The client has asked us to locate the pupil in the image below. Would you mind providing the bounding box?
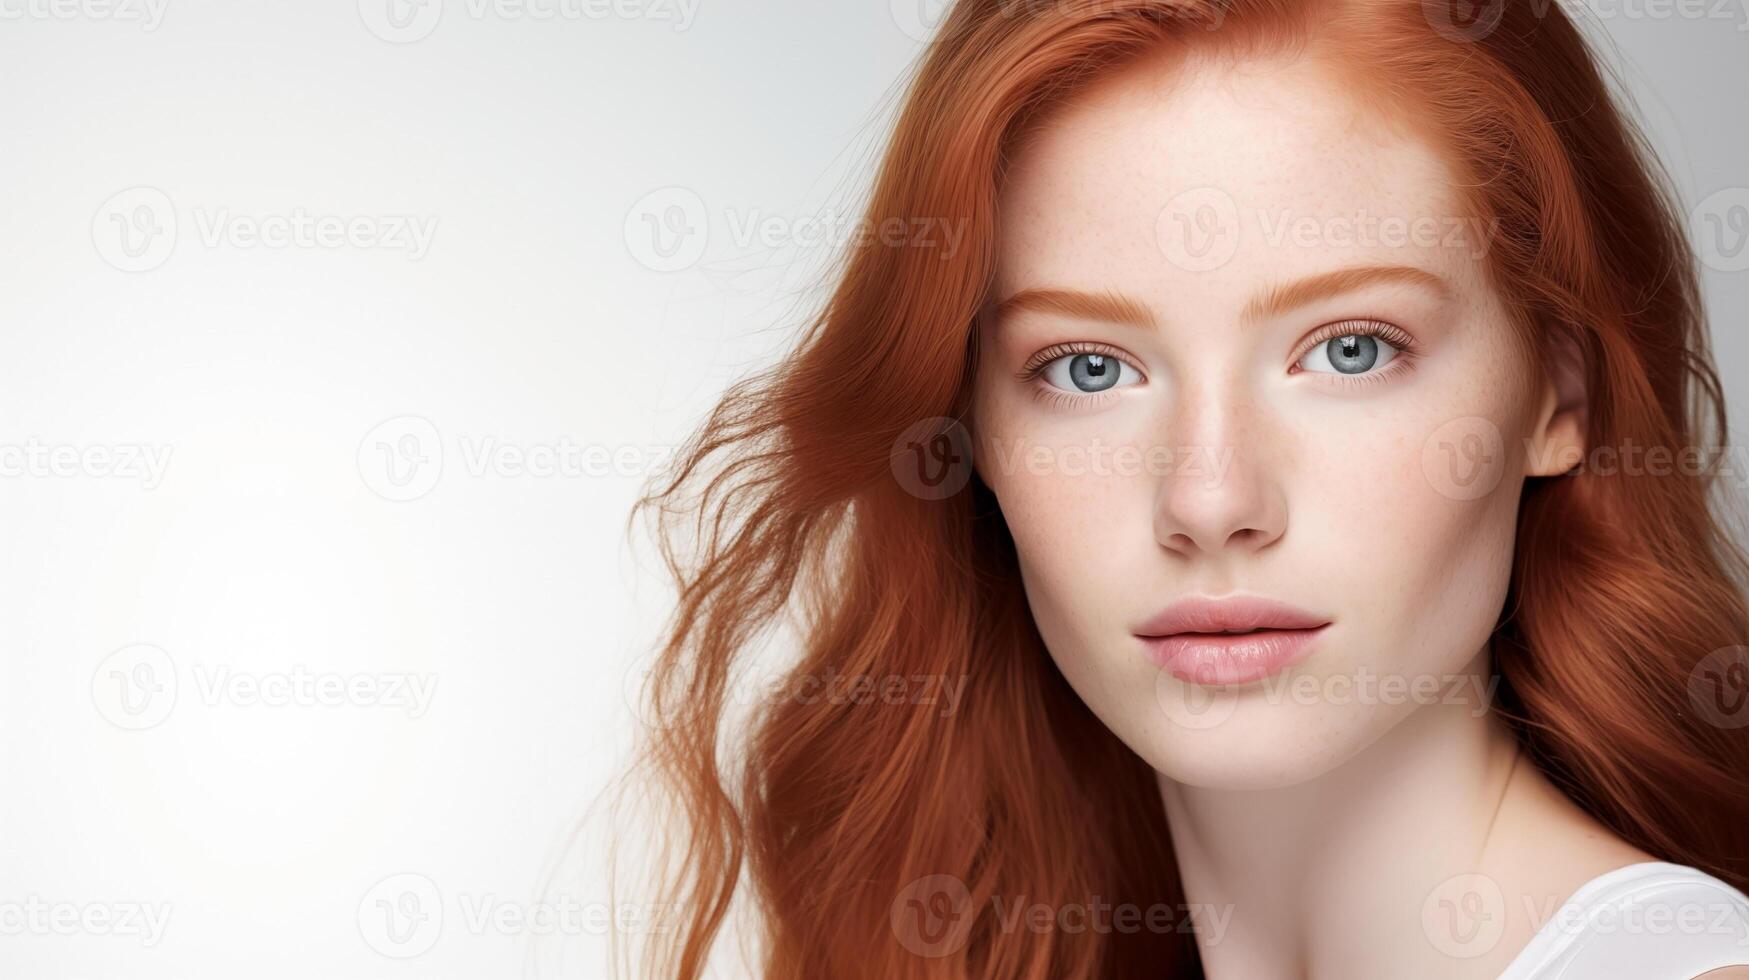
[1327,335,1378,374]
[1071,354,1118,392]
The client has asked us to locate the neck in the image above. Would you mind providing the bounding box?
[1156,648,1523,978]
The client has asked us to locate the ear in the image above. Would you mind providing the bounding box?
[1524,328,1589,477]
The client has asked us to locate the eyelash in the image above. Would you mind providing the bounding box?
[1017,341,1136,379]
[1016,341,1141,410]
[1289,319,1421,388]
[1015,319,1422,404]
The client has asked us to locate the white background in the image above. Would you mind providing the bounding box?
[1,1,1744,977]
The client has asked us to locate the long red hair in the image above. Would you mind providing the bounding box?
[631,0,1749,976]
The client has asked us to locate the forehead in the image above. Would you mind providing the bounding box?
[994,48,1477,307]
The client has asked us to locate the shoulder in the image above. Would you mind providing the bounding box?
[1500,862,1749,980]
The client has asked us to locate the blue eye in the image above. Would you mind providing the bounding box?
[1298,333,1402,375]
[1040,353,1143,394]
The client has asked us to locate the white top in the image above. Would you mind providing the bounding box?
[1498,862,1749,979]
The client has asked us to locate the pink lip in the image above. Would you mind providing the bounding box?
[1135,595,1331,686]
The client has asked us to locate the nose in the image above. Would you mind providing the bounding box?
[1151,388,1287,559]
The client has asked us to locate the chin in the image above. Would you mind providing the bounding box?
[1140,732,1360,792]
[1114,685,1421,791]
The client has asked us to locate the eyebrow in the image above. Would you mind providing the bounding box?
[990,287,1154,329]
[1242,265,1451,325]
[990,265,1451,331]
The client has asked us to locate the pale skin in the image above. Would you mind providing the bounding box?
[969,48,1745,979]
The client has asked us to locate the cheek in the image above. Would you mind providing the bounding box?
[978,433,1154,635]
[974,392,1161,643]
[1287,371,1528,681]
[1302,440,1517,670]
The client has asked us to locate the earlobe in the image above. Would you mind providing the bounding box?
[1525,329,1590,478]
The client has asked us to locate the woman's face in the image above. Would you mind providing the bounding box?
[970,50,1581,789]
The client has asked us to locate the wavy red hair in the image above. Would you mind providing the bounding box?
[631,0,1749,976]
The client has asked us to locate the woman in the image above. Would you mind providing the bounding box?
[632,0,1749,975]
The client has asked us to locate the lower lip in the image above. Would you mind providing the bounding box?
[1140,626,1328,686]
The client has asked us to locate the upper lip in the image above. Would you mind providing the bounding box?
[1133,595,1330,637]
